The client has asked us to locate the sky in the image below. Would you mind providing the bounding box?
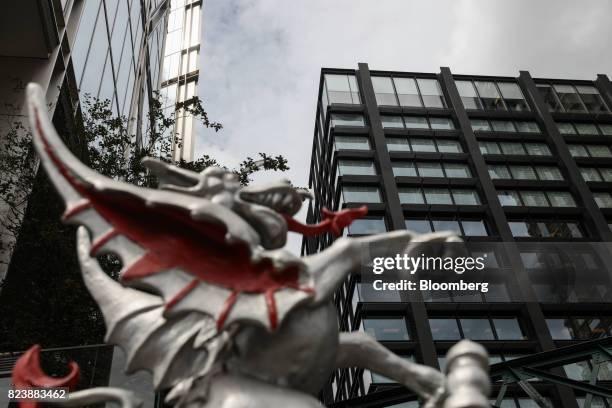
[196,0,612,253]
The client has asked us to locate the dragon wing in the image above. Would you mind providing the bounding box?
[26,84,315,391]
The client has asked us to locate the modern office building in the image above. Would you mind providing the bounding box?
[0,0,205,280]
[159,0,203,162]
[303,64,612,408]
[0,0,203,402]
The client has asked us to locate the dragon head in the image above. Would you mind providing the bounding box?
[142,158,312,249]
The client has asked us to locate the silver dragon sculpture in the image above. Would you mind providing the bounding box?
[11,83,491,408]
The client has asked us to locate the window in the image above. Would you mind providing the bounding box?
[394,77,421,107]
[410,138,436,152]
[335,136,371,150]
[460,318,495,340]
[489,164,511,179]
[557,122,577,135]
[498,190,522,206]
[510,221,583,239]
[475,81,506,110]
[568,144,589,157]
[576,85,609,113]
[509,221,530,237]
[444,163,471,178]
[381,115,405,128]
[324,74,360,105]
[404,116,429,129]
[338,160,377,176]
[520,191,548,207]
[510,165,537,180]
[547,191,576,207]
[342,186,381,203]
[416,162,444,177]
[431,317,525,341]
[424,188,453,205]
[575,123,599,135]
[536,166,563,181]
[524,143,551,156]
[331,113,365,127]
[500,142,526,155]
[417,78,446,108]
[586,144,612,158]
[471,119,491,132]
[386,137,411,152]
[600,124,612,136]
[479,141,501,155]
[431,220,461,235]
[347,218,387,235]
[456,80,481,109]
[601,168,612,181]
[429,117,455,130]
[554,84,587,113]
[580,167,612,182]
[498,82,529,111]
[461,220,488,236]
[392,162,417,177]
[547,317,612,340]
[362,318,410,341]
[436,140,463,153]
[594,192,612,208]
[491,120,516,132]
[581,167,603,182]
[399,188,425,204]
[515,121,540,133]
[372,76,398,106]
[405,219,433,234]
[429,318,461,340]
[452,189,481,205]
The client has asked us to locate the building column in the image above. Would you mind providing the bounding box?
[357,63,438,367]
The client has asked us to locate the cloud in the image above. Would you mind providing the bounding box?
[196,0,612,253]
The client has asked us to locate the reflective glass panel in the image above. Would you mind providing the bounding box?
[498,82,529,111]
[381,115,405,128]
[491,120,516,132]
[475,81,506,110]
[405,219,432,233]
[338,160,377,176]
[429,117,455,130]
[410,138,437,152]
[386,137,411,151]
[432,220,461,234]
[404,116,429,129]
[489,164,510,179]
[470,119,491,132]
[436,140,463,153]
[554,84,587,113]
[363,318,410,341]
[455,80,481,109]
[429,319,461,340]
[510,165,537,180]
[515,121,540,133]
[452,189,480,205]
[498,191,522,206]
[520,191,549,207]
[399,188,425,204]
[335,136,370,150]
[546,191,576,207]
[444,163,471,178]
[417,78,446,108]
[392,162,417,177]
[424,188,453,205]
[557,122,577,135]
[575,85,609,113]
[575,123,599,135]
[493,318,524,340]
[460,319,494,340]
[461,220,488,236]
[417,162,444,177]
[372,76,398,106]
[536,166,563,181]
[525,143,551,156]
[348,219,387,235]
[342,186,381,203]
[394,77,422,107]
[537,84,563,112]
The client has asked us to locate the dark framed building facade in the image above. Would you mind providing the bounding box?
[303,64,612,408]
